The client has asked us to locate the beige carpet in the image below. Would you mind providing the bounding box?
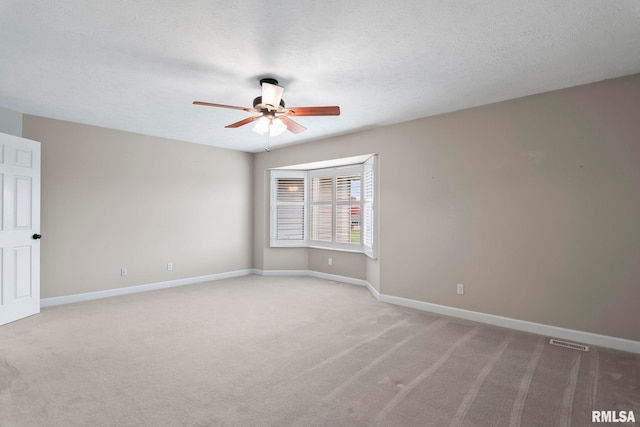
[1,275,638,426]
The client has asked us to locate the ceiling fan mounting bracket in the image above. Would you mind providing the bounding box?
[259,77,279,86]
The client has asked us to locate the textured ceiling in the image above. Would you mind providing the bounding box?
[1,1,639,152]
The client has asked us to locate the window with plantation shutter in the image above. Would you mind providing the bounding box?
[270,170,306,247]
[269,155,376,255]
[308,165,362,251]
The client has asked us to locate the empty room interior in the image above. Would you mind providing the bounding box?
[1,1,639,426]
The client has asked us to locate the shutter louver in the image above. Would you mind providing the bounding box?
[276,205,304,240]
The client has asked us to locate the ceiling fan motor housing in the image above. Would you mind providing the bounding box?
[253,96,285,110]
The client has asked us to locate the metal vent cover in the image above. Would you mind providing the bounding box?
[549,338,589,352]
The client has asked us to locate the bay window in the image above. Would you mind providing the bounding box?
[270,155,376,258]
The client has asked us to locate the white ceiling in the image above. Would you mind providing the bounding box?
[1,1,639,152]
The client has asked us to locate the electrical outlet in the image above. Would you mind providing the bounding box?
[121,267,127,277]
[457,284,464,295]
[328,257,333,266]
[167,262,173,271]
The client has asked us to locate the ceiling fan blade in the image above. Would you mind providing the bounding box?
[225,116,261,128]
[261,82,284,111]
[279,116,306,134]
[193,101,254,112]
[284,106,341,116]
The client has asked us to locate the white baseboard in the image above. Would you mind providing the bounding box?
[307,270,383,301]
[252,269,309,277]
[253,268,381,299]
[256,269,640,354]
[40,269,254,308]
[378,293,640,354]
[41,268,640,354]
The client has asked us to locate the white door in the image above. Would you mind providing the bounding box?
[0,132,41,326]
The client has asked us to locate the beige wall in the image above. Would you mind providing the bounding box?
[254,74,640,341]
[23,116,253,298]
[308,249,367,280]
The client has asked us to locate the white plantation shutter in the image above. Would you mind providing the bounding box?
[270,170,306,247]
[335,173,360,244]
[310,175,333,242]
[362,155,376,258]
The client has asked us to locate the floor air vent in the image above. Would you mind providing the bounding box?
[549,339,589,352]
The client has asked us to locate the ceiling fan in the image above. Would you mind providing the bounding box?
[193,78,340,136]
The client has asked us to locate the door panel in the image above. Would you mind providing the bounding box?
[0,133,41,326]
[14,246,33,299]
[15,176,33,228]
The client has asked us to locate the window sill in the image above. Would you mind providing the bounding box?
[307,245,364,254]
[269,244,376,259]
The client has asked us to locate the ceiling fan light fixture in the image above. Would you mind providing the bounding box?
[269,117,287,136]
[252,117,270,135]
[252,116,288,136]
